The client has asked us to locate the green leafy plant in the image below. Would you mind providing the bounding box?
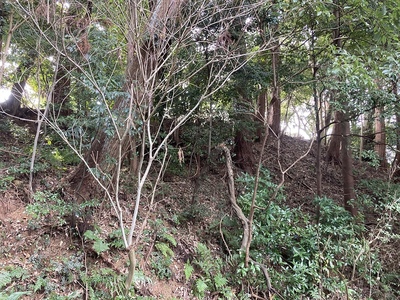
[0,174,14,192]
[152,239,175,279]
[84,230,110,255]
[227,170,393,299]
[0,291,32,300]
[190,243,234,299]
[360,150,382,169]
[27,191,99,233]
[184,260,194,281]
[148,219,177,280]
[79,267,139,299]
[8,158,49,176]
[108,228,128,249]
[155,242,174,258]
[33,276,47,293]
[27,191,70,224]
[151,252,173,280]
[8,120,32,144]
[0,267,31,300]
[194,277,210,298]
[150,239,175,280]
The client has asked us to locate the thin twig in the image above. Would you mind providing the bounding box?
[219,214,232,258]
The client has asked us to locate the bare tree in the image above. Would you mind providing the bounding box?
[12,0,269,293]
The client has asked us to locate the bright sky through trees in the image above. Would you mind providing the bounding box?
[0,89,10,103]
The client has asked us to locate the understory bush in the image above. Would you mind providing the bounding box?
[221,169,400,299]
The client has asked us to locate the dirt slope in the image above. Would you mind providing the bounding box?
[0,118,396,299]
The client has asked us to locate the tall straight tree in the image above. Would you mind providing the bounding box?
[374,105,387,168]
[391,79,400,179]
[268,37,280,135]
[326,0,357,216]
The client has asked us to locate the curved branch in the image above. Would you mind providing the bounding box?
[217,143,249,251]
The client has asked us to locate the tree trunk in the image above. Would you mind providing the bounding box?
[361,110,375,153]
[326,111,342,164]
[234,86,257,174]
[309,20,321,199]
[256,90,266,141]
[359,113,365,161]
[233,130,255,174]
[268,44,280,135]
[69,97,132,191]
[339,111,357,217]
[0,1,12,85]
[69,0,182,191]
[326,111,358,216]
[0,0,3,55]
[52,63,72,117]
[314,84,322,198]
[3,81,25,115]
[328,1,357,216]
[321,94,332,146]
[391,80,400,179]
[394,112,400,178]
[374,106,387,168]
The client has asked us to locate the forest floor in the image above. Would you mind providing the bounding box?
[0,116,399,299]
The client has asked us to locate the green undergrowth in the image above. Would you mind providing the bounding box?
[217,169,400,299]
[2,168,400,299]
[1,116,400,299]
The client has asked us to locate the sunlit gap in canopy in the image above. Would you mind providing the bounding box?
[0,84,40,107]
[57,1,70,11]
[282,103,314,140]
[0,88,11,103]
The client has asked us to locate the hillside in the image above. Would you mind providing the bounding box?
[0,117,399,300]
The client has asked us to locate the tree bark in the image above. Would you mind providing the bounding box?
[268,44,280,135]
[394,112,400,178]
[0,1,12,85]
[218,143,249,250]
[0,0,4,55]
[3,81,25,115]
[52,63,72,117]
[339,111,357,217]
[391,80,400,179]
[327,2,357,216]
[361,110,375,154]
[256,90,266,141]
[321,95,332,146]
[69,0,182,191]
[233,129,256,174]
[326,110,342,164]
[374,106,387,168]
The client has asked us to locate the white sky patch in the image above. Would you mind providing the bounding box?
[0,88,11,103]
[283,102,314,140]
[0,84,40,107]
[283,121,313,140]
[23,84,41,107]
